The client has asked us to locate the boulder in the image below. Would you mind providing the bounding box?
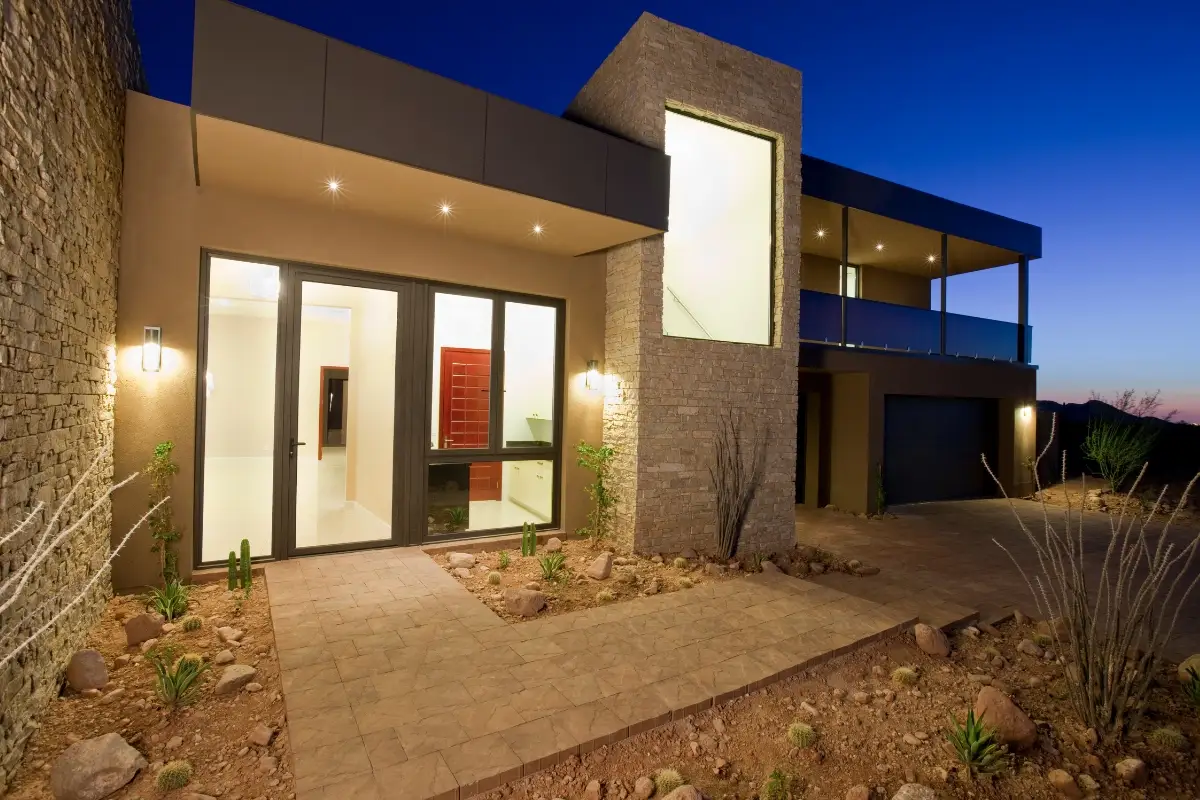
[544,537,562,552]
[634,777,655,800]
[214,649,235,665]
[913,623,950,657]
[123,613,163,647]
[1114,758,1147,786]
[453,568,472,579]
[447,552,476,569]
[680,548,699,560]
[662,786,703,800]
[1037,617,1070,640]
[248,724,276,747]
[974,686,1037,750]
[1018,638,1045,657]
[890,786,936,800]
[1047,769,1082,799]
[216,626,244,643]
[586,552,614,580]
[214,664,258,695]
[50,733,146,800]
[504,588,546,617]
[1177,653,1200,683]
[65,650,108,692]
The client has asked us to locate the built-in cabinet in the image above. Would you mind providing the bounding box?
[507,460,552,521]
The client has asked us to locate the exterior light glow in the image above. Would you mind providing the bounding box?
[142,326,162,372]
[325,177,342,195]
[438,201,453,217]
[585,359,601,391]
[1022,405,1032,419]
[531,222,545,237]
[875,242,885,252]
[815,228,827,239]
[926,254,937,263]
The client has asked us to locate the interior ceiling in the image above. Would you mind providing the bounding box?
[194,115,660,258]
[800,195,1020,276]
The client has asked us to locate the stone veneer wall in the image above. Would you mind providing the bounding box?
[569,14,802,557]
[0,0,142,788]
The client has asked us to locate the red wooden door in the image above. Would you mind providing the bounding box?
[438,347,502,501]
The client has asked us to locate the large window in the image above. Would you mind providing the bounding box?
[663,109,775,345]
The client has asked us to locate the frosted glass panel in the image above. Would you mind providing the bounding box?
[502,302,556,447]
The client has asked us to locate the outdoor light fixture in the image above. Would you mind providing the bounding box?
[926,254,937,263]
[437,201,453,217]
[142,326,162,372]
[585,360,601,390]
[815,228,827,239]
[325,177,342,195]
[531,222,545,237]
[1022,405,1032,419]
[875,242,885,252]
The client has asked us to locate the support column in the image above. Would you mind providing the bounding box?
[840,205,849,346]
[939,233,948,355]
[1017,254,1029,363]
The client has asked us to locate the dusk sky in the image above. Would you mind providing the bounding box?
[131,1,1200,422]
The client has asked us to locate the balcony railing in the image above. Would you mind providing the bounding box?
[798,290,1032,363]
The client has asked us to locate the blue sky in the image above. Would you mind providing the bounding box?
[132,1,1200,421]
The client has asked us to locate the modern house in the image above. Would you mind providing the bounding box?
[107,0,1040,588]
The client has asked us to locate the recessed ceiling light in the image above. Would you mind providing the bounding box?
[875,242,885,252]
[438,201,454,217]
[325,177,342,194]
[815,228,827,239]
[531,222,545,237]
[926,254,937,263]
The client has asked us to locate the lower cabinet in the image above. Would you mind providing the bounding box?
[508,460,552,522]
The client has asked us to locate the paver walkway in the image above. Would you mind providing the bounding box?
[264,548,915,800]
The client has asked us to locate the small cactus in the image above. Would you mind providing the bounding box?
[892,667,919,686]
[227,552,237,590]
[679,577,693,589]
[653,769,683,797]
[1033,633,1053,647]
[521,522,537,556]
[239,538,252,591]
[761,769,790,800]
[498,551,511,570]
[786,721,817,748]
[180,615,202,632]
[672,557,688,569]
[597,589,615,602]
[1148,726,1186,750]
[156,760,192,791]
[488,571,502,586]
[174,652,205,670]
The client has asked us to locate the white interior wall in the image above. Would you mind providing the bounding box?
[204,304,277,457]
[502,302,556,444]
[430,292,492,448]
[345,288,397,523]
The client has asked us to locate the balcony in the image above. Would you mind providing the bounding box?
[798,290,1033,363]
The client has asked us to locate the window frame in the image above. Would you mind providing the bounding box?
[840,264,861,299]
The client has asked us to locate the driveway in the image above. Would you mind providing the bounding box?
[795,498,1200,661]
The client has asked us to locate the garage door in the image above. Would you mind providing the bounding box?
[884,395,999,505]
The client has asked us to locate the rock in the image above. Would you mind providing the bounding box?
[113,655,130,668]
[258,755,278,774]
[846,787,871,800]
[974,686,1037,751]
[1114,758,1147,786]
[680,548,698,559]
[50,733,147,800]
[1013,609,1028,624]
[851,691,870,704]
[215,664,258,695]
[139,638,158,654]
[662,786,702,800]
[453,568,472,579]
[1018,638,1045,657]
[809,562,826,575]
[891,785,936,800]
[524,582,541,591]
[978,622,1002,636]
[185,794,217,800]
[633,777,654,800]
[847,559,862,570]
[760,560,781,574]
[248,724,275,747]
[1177,653,1200,682]
[586,552,614,580]
[643,580,660,596]
[854,565,880,576]
[1037,617,1069,639]
[913,623,950,657]
[504,588,546,617]
[1076,774,1098,795]
[1047,769,1082,798]
[903,733,921,746]
[968,673,992,685]
[81,689,101,699]
[244,682,263,693]
[216,626,244,643]
[124,613,164,647]
[161,622,176,634]
[98,687,125,705]
[712,717,725,735]
[214,649,235,665]
[65,650,108,692]
[585,780,602,800]
[166,736,183,751]
[447,552,476,569]
[545,537,562,552]
[1027,676,1043,688]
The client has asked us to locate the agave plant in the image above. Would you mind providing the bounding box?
[146,580,189,621]
[946,709,1010,777]
[537,552,567,581]
[447,506,468,529]
[148,645,208,709]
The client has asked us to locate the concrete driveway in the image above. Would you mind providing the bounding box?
[795,498,1200,661]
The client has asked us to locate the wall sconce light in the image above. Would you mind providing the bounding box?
[585,360,602,391]
[1021,404,1032,419]
[142,326,162,372]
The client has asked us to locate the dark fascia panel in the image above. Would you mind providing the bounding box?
[190,0,669,230]
[801,155,1042,259]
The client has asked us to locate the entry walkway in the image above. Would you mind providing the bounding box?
[265,548,915,800]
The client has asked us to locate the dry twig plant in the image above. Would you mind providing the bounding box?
[985,414,1200,743]
[710,409,768,561]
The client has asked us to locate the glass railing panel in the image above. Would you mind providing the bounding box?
[845,297,941,354]
[797,289,842,343]
[945,312,1027,361]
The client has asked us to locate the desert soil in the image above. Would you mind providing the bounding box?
[1034,479,1199,528]
[6,575,291,800]
[480,617,1200,800]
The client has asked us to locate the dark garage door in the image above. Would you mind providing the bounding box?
[884,395,999,505]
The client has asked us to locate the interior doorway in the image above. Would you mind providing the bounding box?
[318,366,349,458]
[437,346,502,501]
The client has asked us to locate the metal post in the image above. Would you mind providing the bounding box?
[939,233,948,355]
[1017,254,1029,363]
[840,205,849,347]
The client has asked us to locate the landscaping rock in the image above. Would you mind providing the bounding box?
[215,664,258,695]
[846,787,871,800]
[891,785,935,800]
[587,552,614,580]
[448,552,476,569]
[545,537,562,552]
[113,654,130,668]
[166,736,183,751]
[1037,617,1069,639]
[974,686,1037,750]
[258,755,278,774]
[249,724,276,747]
[1047,769,1082,798]
[1114,758,1147,786]
[504,588,546,617]
[854,565,880,576]
[524,582,541,591]
[978,622,1002,636]
[453,568,472,579]
[50,732,146,800]
[703,563,725,576]
[760,560,781,574]
[65,650,108,692]
[680,548,698,559]
[634,777,654,800]
[809,562,826,574]
[1177,653,1200,682]
[98,687,125,705]
[662,786,702,800]
[1077,774,1098,795]
[214,649,235,665]
[585,779,602,800]
[245,682,263,693]
[913,623,950,657]
[1018,638,1045,657]
[851,691,870,705]
[124,613,164,647]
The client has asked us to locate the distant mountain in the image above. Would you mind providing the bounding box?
[1037,399,1176,428]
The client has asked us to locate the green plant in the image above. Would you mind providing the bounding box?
[498,550,511,570]
[147,441,182,584]
[148,645,208,709]
[538,552,566,581]
[447,506,468,529]
[488,571,502,586]
[874,461,887,514]
[521,522,537,557]
[227,551,237,591]
[786,721,817,748]
[239,538,251,592]
[597,589,615,602]
[653,769,683,797]
[146,580,189,622]
[946,709,1010,777]
[1184,667,1200,712]
[761,769,790,800]
[1033,633,1053,648]
[672,557,689,569]
[1080,390,1176,493]
[679,577,693,589]
[232,593,244,616]
[710,410,767,560]
[156,760,193,791]
[180,615,202,633]
[748,552,767,573]
[576,441,618,543]
[892,666,919,686]
[1148,726,1186,750]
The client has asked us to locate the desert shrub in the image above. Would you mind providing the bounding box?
[148,645,208,708]
[672,557,689,569]
[786,721,816,748]
[538,552,566,581]
[147,580,188,622]
[146,441,182,583]
[156,760,192,790]
[447,506,468,529]
[987,413,1200,743]
[488,571,502,586]
[748,552,767,573]
[1148,726,1186,750]
[892,666,919,686]
[597,589,615,602]
[577,441,617,543]
[180,615,202,632]
[679,577,693,589]
[761,769,790,800]
[498,551,511,570]
[946,708,1009,776]
[653,769,683,796]
[710,410,767,560]
[1081,390,1175,492]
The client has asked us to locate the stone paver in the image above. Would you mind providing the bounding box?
[796,498,1200,659]
[267,548,913,800]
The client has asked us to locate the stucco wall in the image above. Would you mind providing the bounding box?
[569,14,802,557]
[801,253,931,309]
[111,93,606,588]
[0,0,142,787]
